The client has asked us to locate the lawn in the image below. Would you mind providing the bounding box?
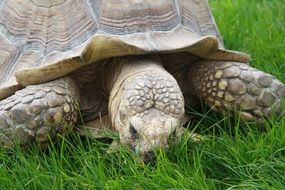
[1,0,285,189]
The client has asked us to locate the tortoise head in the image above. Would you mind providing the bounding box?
[109,56,185,162]
[117,106,183,162]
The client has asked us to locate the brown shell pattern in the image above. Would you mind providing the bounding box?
[0,0,250,100]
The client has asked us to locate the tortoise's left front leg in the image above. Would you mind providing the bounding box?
[186,60,285,121]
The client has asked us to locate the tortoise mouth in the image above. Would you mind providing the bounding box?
[142,151,155,162]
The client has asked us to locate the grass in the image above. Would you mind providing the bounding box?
[1,0,285,189]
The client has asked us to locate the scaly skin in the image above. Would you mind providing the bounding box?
[0,77,79,148]
[1,56,285,162]
[0,55,185,162]
[186,60,285,120]
[109,56,185,161]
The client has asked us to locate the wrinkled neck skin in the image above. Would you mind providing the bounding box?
[108,55,185,160]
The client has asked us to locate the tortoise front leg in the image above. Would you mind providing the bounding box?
[0,77,80,148]
[186,60,285,121]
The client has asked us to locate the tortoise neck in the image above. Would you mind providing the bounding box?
[107,55,164,92]
[107,55,164,127]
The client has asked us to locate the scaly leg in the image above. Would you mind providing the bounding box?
[186,60,285,121]
[0,77,80,148]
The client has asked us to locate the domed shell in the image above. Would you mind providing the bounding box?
[0,0,249,100]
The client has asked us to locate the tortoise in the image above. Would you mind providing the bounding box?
[0,0,284,161]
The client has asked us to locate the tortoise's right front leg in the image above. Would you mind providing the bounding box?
[0,77,80,148]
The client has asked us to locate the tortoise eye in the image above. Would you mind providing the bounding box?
[130,123,138,138]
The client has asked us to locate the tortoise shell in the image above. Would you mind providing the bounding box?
[0,0,249,100]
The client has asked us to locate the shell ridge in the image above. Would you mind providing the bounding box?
[86,0,101,31]
[174,0,182,23]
